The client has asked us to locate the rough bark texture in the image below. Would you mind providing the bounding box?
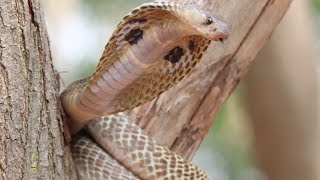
[132,0,292,160]
[246,1,318,179]
[0,0,76,179]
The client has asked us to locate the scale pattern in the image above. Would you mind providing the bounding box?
[89,2,188,85]
[117,36,211,112]
[84,2,211,114]
[85,113,209,180]
[72,134,139,180]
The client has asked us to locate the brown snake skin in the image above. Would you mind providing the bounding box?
[61,2,230,179]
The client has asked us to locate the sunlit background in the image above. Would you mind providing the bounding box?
[43,0,320,179]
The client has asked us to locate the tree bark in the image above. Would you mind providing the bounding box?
[0,0,76,179]
[0,0,292,179]
[132,0,292,160]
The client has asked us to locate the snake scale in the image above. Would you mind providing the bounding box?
[61,2,230,179]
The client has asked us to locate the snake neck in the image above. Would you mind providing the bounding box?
[62,20,197,132]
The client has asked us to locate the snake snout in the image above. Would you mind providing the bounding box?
[209,30,229,41]
[216,31,229,41]
[210,20,231,41]
[221,21,231,36]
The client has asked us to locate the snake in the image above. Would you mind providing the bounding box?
[61,1,230,179]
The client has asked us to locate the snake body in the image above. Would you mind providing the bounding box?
[61,2,230,179]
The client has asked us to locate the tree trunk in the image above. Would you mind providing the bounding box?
[0,0,291,179]
[0,0,76,179]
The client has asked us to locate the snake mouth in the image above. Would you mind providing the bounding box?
[208,34,228,42]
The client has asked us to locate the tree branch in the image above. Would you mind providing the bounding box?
[132,0,292,160]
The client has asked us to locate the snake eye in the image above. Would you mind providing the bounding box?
[206,17,213,25]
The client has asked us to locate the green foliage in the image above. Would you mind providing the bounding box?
[312,0,320,11]
[80,0,148,17]
[204,86,257,180]
[74,58,97,79]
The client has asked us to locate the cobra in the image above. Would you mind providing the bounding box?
[61,2,230,179]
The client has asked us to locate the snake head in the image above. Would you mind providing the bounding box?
[178,3,231,41]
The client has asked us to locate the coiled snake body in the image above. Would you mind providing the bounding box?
[61,2,230,179]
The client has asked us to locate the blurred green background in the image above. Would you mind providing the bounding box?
[44,0,320,179]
